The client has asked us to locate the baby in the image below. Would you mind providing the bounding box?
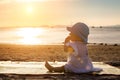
[45,22,102,73]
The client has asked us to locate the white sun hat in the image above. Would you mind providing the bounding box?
[67,22,89,43]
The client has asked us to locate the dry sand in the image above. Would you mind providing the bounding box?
[0,43,119,62]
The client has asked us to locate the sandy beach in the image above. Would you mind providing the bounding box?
[0,43,119,62]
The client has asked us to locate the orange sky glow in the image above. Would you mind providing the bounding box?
[0,0,120,27]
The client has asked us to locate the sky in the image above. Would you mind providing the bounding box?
[0,0,120,27]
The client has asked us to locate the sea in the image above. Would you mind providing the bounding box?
[0,27,120,45]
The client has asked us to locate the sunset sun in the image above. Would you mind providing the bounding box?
[25,5,34,14]
[26,6,33,14]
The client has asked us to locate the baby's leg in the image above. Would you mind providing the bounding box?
[53,66,65,72]
[45,61,54,72]
[45,61,65,72]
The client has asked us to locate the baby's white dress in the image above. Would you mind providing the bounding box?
[64,41,94,73]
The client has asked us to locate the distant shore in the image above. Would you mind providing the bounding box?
[0,43,119,62]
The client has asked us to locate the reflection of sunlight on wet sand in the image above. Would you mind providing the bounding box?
[16,28,44,45]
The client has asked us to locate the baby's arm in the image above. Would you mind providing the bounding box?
[64,36,74,53]
[64,36,70,52]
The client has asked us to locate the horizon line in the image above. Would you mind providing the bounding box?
[0,24,120,28]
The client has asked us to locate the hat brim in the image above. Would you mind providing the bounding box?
[67,27,72,32]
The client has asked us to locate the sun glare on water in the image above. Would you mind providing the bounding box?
[17,28,44,45]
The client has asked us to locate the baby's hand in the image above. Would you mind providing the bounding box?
[64,36,71,43]
[67,46,74,53]
[64,36,74,52]
[64,45,74,53]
